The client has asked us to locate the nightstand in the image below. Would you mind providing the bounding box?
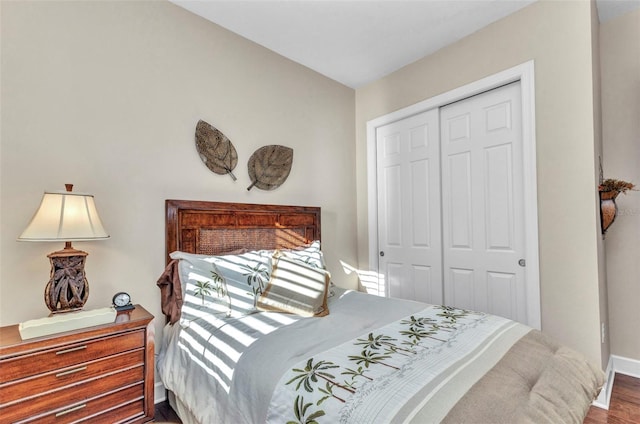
[0,305,154,423]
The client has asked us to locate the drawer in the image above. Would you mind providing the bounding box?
[0,364,144,423]
[14,383,144,424]
[0,349,144,405]
[0,330,145,383]
[91,399,146,424]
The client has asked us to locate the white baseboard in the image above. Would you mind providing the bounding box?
[611,354,640,378]
[155,381,167,404]
[592,354,640,410]
[592,357,614,409]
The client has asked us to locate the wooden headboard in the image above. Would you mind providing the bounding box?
[165,200,321,264]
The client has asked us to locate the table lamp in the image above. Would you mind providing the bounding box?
[17,184,109,313]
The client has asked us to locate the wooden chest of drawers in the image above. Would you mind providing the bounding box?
[0,305,154,423]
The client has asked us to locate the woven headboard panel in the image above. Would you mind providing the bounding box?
[165,200,321,264]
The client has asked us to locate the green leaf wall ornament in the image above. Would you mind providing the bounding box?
[195,120,238,181]
[247,145,294,191]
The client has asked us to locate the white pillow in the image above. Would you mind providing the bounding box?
[279,240,325,269]
[172,256,231,322]
[257,254,330,317]
[170,250,273,319]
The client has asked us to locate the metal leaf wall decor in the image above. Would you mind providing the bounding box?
[247,145,293,191]
[195,120,238,181]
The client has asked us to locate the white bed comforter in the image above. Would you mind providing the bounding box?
[158,288,432,424]
[266,305,528,424]
[157,287,604,424]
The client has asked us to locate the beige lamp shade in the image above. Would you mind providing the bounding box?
[18,191,109,242]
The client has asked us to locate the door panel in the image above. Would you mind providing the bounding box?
[449,268,475,310]
[485,144,515,250]
[487,271,517,319]
[386,262,406,299]
[412,265,433,302]
[376,109,442,304]
[440,81,526,322]
[411,160,430,247]
[448,152,473,249]
[383,165,402,246]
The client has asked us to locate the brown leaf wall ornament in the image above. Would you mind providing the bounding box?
[247,145,293,191]
[195,120,238,181]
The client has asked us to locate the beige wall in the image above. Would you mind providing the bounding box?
[600,8,640,361]
[0,1,357,341]
[355,0,605,365]
[591,0,610,367]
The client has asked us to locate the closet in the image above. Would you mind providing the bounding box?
[376,81,529,324]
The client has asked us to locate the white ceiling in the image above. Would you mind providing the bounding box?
[171,0,640,88]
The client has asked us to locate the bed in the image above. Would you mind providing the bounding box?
[156,199,604,424]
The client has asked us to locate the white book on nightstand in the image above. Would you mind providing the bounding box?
[18,307,117,340]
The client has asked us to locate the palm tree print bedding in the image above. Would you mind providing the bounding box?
[266,305,523,424]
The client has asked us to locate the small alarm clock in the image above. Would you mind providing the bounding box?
[112,291,135,312]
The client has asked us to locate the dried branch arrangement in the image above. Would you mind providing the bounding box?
[598,178,636,194]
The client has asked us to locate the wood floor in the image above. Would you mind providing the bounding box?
[155,373,640,423]
[154,400,182,423]
[585,373,640,424]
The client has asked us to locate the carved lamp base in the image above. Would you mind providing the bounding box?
[45,242,90,313]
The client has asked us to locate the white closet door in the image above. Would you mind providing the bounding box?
[440,81,527,323]
[376,109,442,304]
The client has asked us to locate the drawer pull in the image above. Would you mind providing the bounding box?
[55,403,86,417]
[55,345,87,355]
[56,366,87,377]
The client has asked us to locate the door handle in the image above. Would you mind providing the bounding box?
[518,259,526,267]
[379,251,385,257]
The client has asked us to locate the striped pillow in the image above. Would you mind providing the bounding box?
[257,254,330,317]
